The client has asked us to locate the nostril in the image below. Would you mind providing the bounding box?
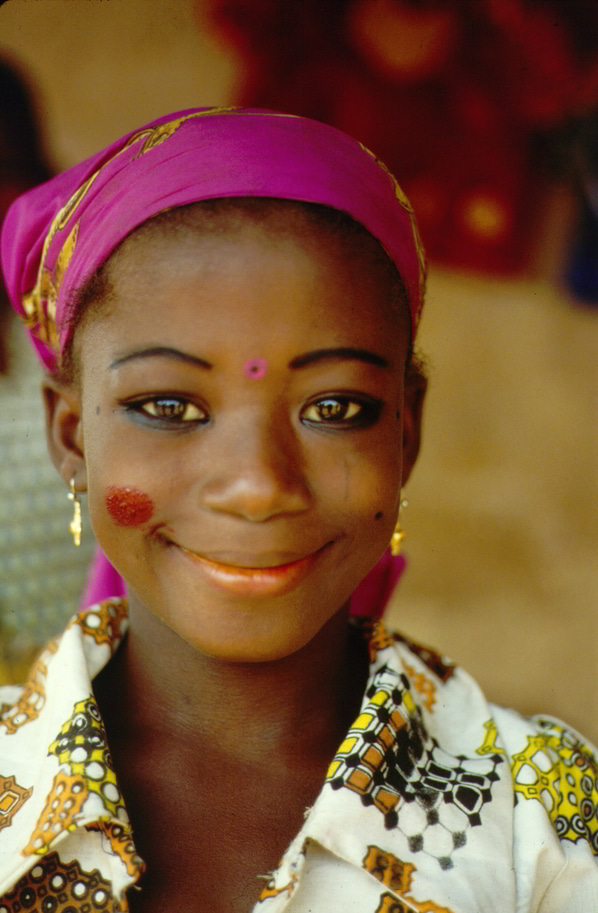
[202,478,310,522]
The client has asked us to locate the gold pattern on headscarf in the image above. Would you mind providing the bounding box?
[358,142,427,315]
[20,107,406,354]
[21,172,98,349]
[22,222,80,350]
[123,106,301,158]
[123,106,240,157]
[19,107,304,353]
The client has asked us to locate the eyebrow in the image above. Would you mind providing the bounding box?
[288,348,389,370]
[110,346,213,370]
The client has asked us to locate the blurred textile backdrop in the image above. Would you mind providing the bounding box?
[0,0,596,743]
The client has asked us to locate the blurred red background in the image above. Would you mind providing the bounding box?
[204,0,598,283]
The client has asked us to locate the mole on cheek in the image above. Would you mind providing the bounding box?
[374,511,384,520]
[105,486,154,526]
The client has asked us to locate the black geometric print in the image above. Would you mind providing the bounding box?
[327,663,503,869]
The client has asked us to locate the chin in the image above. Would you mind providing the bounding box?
[137,583,349,665]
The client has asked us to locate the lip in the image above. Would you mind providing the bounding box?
[177,543,331,596]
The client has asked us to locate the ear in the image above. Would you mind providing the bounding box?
[401,370,427,488]
[42,377,87,491]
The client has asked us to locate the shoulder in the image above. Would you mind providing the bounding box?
[371,624,598,835]
[0,598,128,744]
[0,600,130,888]
[0,637,61,739]
[326,622,597,910]
[384,627,597,844]
[492,706,598,846]
[392,628,598,879]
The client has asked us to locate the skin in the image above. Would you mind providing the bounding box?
[44,218,424,912]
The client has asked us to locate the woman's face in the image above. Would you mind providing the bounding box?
[71,219,419,661]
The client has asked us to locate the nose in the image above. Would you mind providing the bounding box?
[199,409,312,522]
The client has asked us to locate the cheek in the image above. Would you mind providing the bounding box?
[317,435,402,521]
[104,486,155,526]
[354,440,402,526]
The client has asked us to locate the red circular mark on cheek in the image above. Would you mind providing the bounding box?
[105,486,154,526]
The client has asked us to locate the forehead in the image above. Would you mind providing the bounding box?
[81,212,409,365]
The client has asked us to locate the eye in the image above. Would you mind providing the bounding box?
[127,397,208,424]
[300,395,382,428]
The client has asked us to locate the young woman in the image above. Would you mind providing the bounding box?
[0,107,596,913]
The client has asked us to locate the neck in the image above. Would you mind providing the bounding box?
[94,596,370,769]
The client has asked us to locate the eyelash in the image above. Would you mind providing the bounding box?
[300,395,383,429]
[123,394,383,430]
[124,397,208,427]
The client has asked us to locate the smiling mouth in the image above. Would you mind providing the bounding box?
[177,543,332,596]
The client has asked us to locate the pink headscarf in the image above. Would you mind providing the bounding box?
[1,106,424,615]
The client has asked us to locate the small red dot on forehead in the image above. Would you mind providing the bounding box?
[243,358,268,379]
[105,487,154,526]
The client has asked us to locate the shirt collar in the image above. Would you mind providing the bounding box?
[0,598,144,900]
[0,602,510,911]
[258,619,511,909]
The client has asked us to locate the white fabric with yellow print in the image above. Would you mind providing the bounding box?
[0,599,596,912]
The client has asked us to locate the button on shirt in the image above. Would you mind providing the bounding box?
[0,599,596,912]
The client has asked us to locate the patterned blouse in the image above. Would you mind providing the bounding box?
[0,598,596,912]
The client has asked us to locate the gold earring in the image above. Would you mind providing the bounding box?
[67,476,82,547]
[390,497,408,556]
